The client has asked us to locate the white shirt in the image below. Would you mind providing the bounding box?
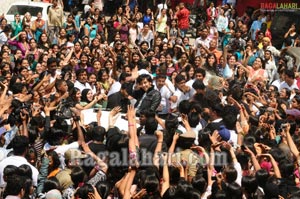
[165,78,175,94]
[279,79,299,91]
[154,84,172,114]
[271,79,284,90]
[229,130,238,148]
[194,37,211,56]
[44,141,79,169]
[170,89,191,110]
[0,156,39,186]
[264,59,277,83]
[186,79,196,96]
[0,33,8,47]
[74,81,91,92]
[107,81,121,97]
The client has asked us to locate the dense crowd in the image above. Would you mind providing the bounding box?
[0,0,300,198]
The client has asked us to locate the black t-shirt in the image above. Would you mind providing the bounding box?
[88,142,107,156]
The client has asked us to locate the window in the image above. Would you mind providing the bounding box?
[7,5,43,17]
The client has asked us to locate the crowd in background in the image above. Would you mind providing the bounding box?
[0,0,300,198]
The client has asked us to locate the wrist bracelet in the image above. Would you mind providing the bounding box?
[128,124,134,127]
[73,116,80,121]
[95,164,100,171]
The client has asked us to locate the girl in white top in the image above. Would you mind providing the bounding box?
[129,20,139,47]
[216,7,228,33]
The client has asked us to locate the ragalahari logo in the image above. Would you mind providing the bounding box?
[260,2,300,10]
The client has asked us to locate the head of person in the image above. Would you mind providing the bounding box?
[52,0,58,6]
[95,181,111,199]
[43,177,61,193]
[47,150,61,171]
[47,57,58,75]
[179,2,185,9]
[291,95,300,109]
[64,149,87,168]
[284,69,295,85]
[252,57,265,70]
[71,166,87,188]
[76,69,88,84]
[3,165,18,183]
[90,126,106,142]
[7,135,29,156]
[192,79,206,94]
[3,174,26,198]
[139,109,155,126]
[194,68,206,81]
[74,183,97,199]
[155,74,167,89]
[262,37,271,48]
[120,82,132,99]
[264,50,272,60]
[136,74,153,92]
[144,116,158,135]
[55,79,68,94]
[81,89,94,103]
[206,53,217,67]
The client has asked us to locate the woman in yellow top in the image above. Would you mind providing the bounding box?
[156,9,168,38]
[97,68,112,95]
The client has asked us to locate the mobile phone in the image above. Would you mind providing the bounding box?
[93,108,99,113]
[281,123,288,129]
[241,145,246,151]
[175,129,183,134]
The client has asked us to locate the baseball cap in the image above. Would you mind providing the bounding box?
[64,149,88,160]
[218,125,230,141]
[45,189,62,199]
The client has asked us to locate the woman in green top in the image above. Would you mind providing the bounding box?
[70,88,103,110]
[84,16,98,40]
[79,88,107,109]
[11,14,23,37]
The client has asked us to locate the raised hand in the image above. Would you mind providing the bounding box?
[109,106,122,127]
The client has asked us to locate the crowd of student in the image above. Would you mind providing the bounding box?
[0,0,300,198]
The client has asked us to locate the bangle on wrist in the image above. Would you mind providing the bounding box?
[94,164,100,171]
[128,123,134,127]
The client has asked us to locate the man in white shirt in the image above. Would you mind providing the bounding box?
[74,69,91,92]
[154,74,172,117]
[194,27,211,56]
[170,74,193,113]
[186,68,206,96]
[0,136,39,186]
[264,50,277,84]
[107,72,131,97]
[279,69,299,91]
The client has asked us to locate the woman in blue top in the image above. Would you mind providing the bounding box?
[84,16,97,40]
[143,8,153,25]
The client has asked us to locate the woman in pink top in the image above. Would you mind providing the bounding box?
[8,31,30,57]
[239,55,268,83]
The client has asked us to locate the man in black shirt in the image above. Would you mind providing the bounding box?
[107,82,132,113]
